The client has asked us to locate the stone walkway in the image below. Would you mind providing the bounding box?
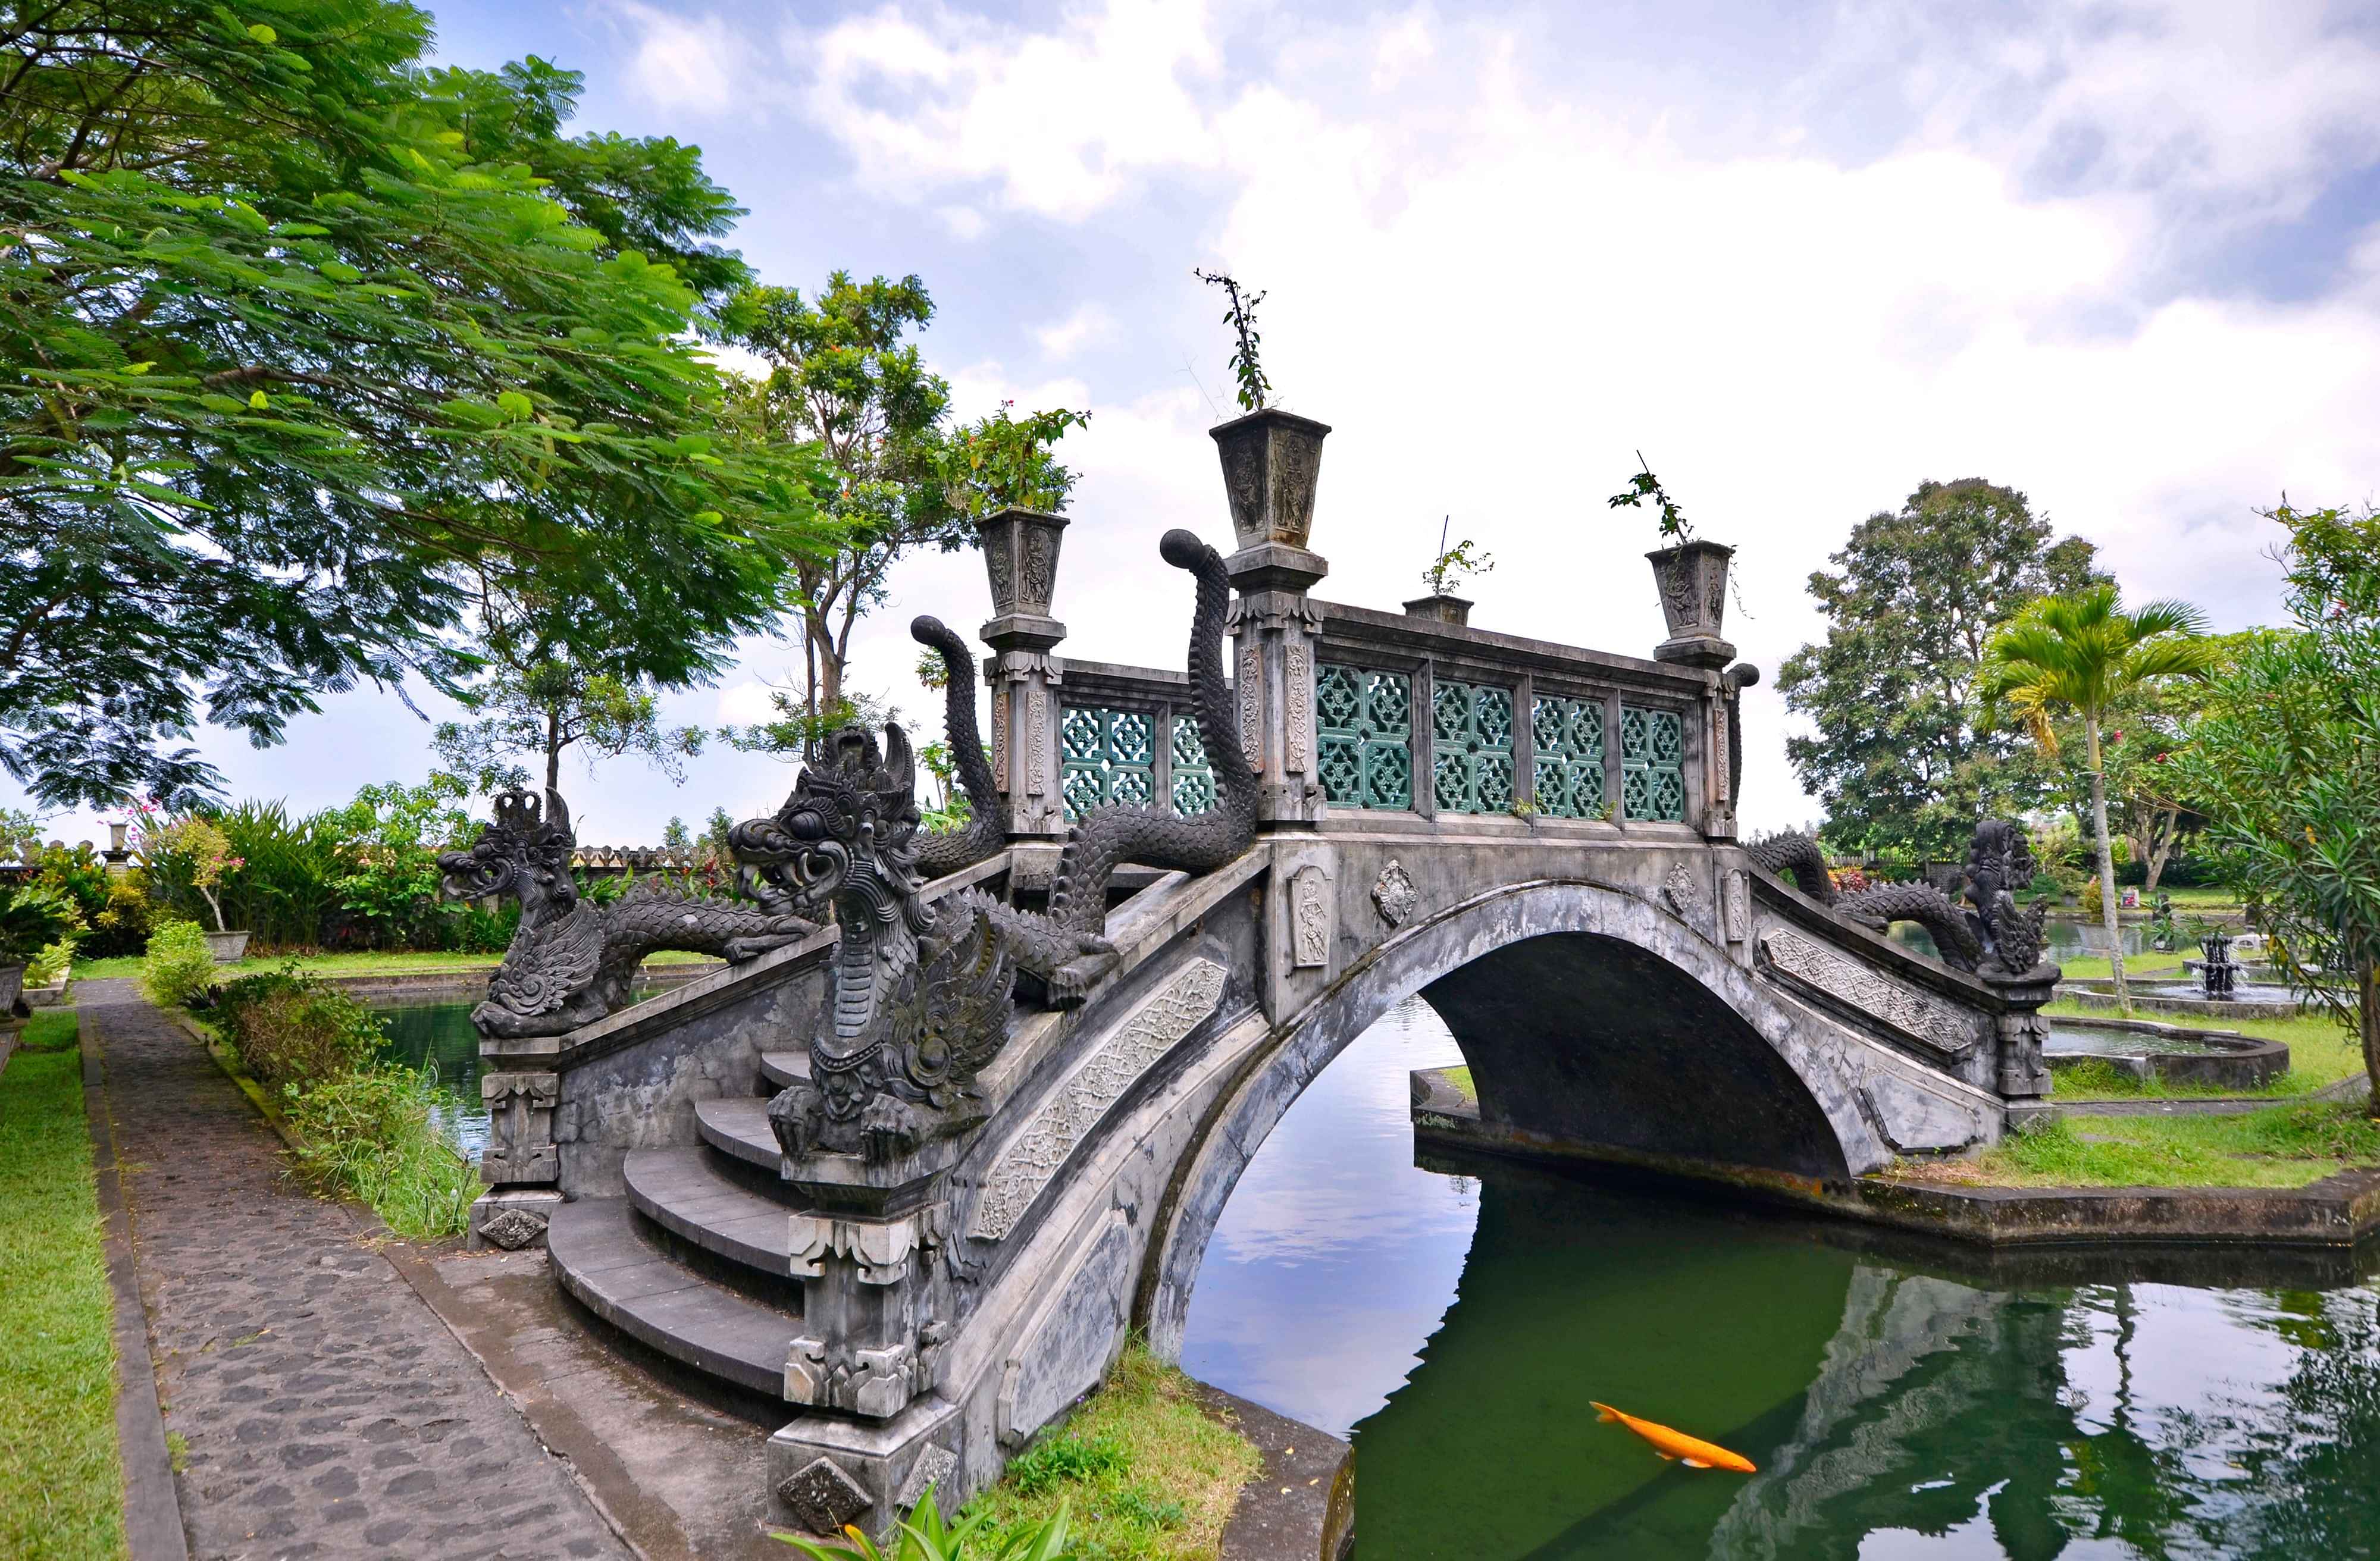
[79,979,631,1560]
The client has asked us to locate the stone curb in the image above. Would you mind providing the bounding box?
[1193,1384,1355,1561]
[77,1004,194,1560]
[1410,1064,2380,1249]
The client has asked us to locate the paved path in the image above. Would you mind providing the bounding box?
[79,979,631,1560]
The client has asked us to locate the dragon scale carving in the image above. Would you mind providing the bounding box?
[440,789,813,1040]
[737,529,1257,1164]
[910,615,1006,881]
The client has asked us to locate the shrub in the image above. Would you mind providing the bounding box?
[0,879,78,967]
[1006,1434,1129,1498]
[332,778,473,949]
[283,1066,477,1239]
[139,920,218,1007]
[451,902,520,955]
[213,968,383,1092]
[215,800,348,948]
[2082,874,2105,918]
[23,938,76,988]
[83,873,157,958]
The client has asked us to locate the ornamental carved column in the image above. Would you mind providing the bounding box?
[1210,409,1331,829]
[977,507,1069,842]
[1983,966,2057,1098]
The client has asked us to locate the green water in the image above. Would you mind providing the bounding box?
[372,1001,488,1156]
[1182,1001,2380,1558]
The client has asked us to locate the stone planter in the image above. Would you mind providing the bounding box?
[1402,593,1473,626]
[0,961,23,1015]
[204,929,252,963]
[1646,540,1735,667]
[22,974,66,1008]
[976,507,1069,621]
[1210,408,1331,551]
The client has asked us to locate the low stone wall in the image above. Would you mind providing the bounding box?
[2058,986,2309,1021]
[1409,1064,2380,1247]
[2043,1015,2288,1092]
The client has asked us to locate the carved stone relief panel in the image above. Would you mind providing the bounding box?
[1289,864,1331,968]
[991,685,1009,794]
[970,958,1228,1241]
[1661,862,1711,927]
[1371,860,1419,927]
[1757,928,1981,1058]
[1722,869,1751,945]
[1285,642,1313,772]
[1026,686,1048,797]
[778,1456,874,1535]
[480,1070,558,1185]
[1237,644,1263,766]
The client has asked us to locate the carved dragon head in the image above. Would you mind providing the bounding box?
[731,725,929,923]
[439,788,578,917]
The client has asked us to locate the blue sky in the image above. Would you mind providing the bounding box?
[21,0,2380,847]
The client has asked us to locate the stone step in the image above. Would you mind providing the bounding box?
[693,1095,781,1173]
[624,1146,796,1274]
[759,1049,809,1091]
[546,1196,793,1400]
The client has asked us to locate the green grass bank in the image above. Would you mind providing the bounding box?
[0,1012,127,1560]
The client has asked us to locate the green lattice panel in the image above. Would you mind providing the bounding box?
[1620,704,1685,822]
[1170,715,1215,814]
[1060,707,1155,820]
[1432,680,1515,814]
[1316,663,1412,810]
[1530,695,1606,817]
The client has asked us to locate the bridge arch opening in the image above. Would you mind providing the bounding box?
[1142,879,1865,1359]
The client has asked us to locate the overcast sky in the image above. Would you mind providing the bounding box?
[21,0,2380,847]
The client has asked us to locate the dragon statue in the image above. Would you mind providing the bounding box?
[734,528,1256,1162]
[1746,820,2045,979]
[439,788,815,1040]
[910,615,1007,882]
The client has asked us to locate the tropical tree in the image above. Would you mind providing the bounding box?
[1983,586,2218,1012]
[714,273,1085,753]
[1780,479,2106,859]
[1,1,825,805]
[2171,504,2380,1103]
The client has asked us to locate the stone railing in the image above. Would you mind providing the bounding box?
[1306,601,1722,831]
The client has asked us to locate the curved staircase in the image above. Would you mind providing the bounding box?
[546,1052,815,1405]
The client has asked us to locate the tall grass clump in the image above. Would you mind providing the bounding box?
[283,1066,478,1239]
[138,920,217,1007]
[206,966,474,1239]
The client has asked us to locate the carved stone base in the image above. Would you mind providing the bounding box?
[768,1397,964,1539]
[468,1188,562,1252]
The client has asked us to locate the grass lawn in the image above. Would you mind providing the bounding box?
[2054,951,2188,980]
[0,1012,127,1560]
[72,946,721,983]
[957,1346,1260,1560]
[2043,1002,2368,1101]
[1442,1065,1476,1104]
[1900,1098,2380,1190]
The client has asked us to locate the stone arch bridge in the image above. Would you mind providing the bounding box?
[455,420,2056,1540]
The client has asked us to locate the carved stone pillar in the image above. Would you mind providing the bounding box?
[782,1204,951,1420]
[1983,967,2057,1098]
[978,507,1070,841]
[1226,548,1328,829]
[467,1068,563,1250]
[1706,663,1759,842]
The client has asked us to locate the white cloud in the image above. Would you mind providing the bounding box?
[790,0,1224,218]
[1035,304,1118,360]
[606,1,756,115]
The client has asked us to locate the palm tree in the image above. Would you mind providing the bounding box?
[1983,586,2218,1013]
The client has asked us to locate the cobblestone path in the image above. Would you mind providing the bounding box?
[80,979,631,1560]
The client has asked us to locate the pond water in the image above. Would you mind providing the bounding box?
[373,1001,489,1158]
[2044,1024,2225,1057]
[1892,919,2157,965]
[1180,999,2380,1558]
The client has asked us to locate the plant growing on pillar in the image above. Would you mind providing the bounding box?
[1983,585,2217,1014]
[1607,453,1695,543]
[1421,515,1495,598]
[1193,268,1270,410]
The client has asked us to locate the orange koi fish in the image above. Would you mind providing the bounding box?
[1590,1402,1757,1473]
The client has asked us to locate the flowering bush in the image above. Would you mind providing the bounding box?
[131,803,245,931]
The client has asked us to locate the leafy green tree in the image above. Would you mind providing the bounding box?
[715,273,1084,749]
[1,1,823,806]
[2172,504,2380,1101]
[1984,585,2217,1012]
[433,649,706,795]
[1778,479,2106,858]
